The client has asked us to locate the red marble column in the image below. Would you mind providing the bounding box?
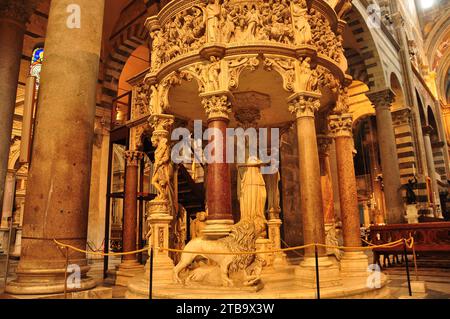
[330,113,368,275]
[122,151,144,261]
[206,118,232,220]
[115,150,144,286]
[201,93,233,238]
[329,114,361,248]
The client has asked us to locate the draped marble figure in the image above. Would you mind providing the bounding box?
[239,157,267,232]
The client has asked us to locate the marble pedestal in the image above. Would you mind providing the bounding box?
[405,204,419,224]
[295,256,342,288]
[115,260,144,287]
[340,251,369,277]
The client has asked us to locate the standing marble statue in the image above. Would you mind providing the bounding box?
[291,0,312,45]
[239,157,267,235]
[206,0,222,42]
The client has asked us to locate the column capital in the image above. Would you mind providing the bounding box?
[317,134,333,157]
[200,91,232,120]
[0,0,39,25]
[329,113,353,138]
[124,151,144,167]
[392,107,412,126]
[366,89,396,110]
[287,91,321,119]
[149,114,174,137]
[422,125,434,136]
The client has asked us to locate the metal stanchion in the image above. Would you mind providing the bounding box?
[403,239,412,297]
[314,244,320,300]
[149,247,154,300]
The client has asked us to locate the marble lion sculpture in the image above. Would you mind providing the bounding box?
[173,219,265,287]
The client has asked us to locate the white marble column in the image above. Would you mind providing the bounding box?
[367,89,405,224]
[423,126,443,218]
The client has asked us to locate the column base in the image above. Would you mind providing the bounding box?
[272,252,288,267]
[150,254,175,286]
[115,260,145,287]
[126,254,174,299]
[256,238,272,266]
[202,219,234,239]
[0,228,10,253]
[339,251,369,277]
[295,256,342,288]
[5,266,96,295]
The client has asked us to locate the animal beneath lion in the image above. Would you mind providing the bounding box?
[173,220,265,287]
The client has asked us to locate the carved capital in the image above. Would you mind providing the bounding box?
[366,89,396,110]
[317,134,333,157]
[422,125,434,136]
[124,151,144,167]
[329,113,353,138]
[0,0,39,25]
[201,92,232,120]
[287,91,321,119]
[149,114,174,136]
[392,108,412,127]
[234,107,261,129]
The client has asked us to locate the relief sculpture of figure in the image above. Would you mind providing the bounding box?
[151,134,175,209]
[291,0,312,45]
[207,56,221,91]
[296,57,314,91]
[190,211,207,239]
[206,0,222,42]
[245,5,261,40]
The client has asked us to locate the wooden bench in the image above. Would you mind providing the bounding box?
[370,222,450,268]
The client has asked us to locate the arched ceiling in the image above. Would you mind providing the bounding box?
[420,0,450,104]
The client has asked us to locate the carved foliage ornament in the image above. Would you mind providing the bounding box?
[329,113,353,138]
[366,89,395,110]
[133,81,151,118]
[201,94,232,119]
[124,150,144,167]
[288,93,321,118]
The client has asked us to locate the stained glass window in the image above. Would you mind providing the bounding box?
[30,47,44,87]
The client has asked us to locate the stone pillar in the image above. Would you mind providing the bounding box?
[329,113,368,275]
[367,89,404,224]
[317,135,340,259]
[0,170,16,253]
[0,1,37,208]
[423,126,443,218]
[200,92,234,238]
[288,92,341,288]
[126,115,174,298]
[366,117,386,225]
[116,151,145,286]
[6,0,105,295]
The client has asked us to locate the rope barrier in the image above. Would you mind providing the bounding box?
[53,236,415,257]
[53,239,148,257]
